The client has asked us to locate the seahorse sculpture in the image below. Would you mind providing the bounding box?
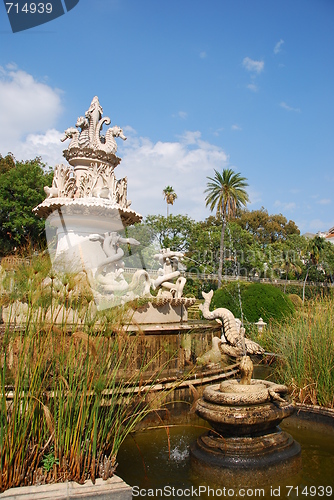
[95,123,127,154]
[76,116,90,148]
[89,232,134,273]
[85,95,103,146]
[61,127,80,149]
[199,290,264,356]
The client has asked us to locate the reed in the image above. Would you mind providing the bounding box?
[256,296,334,408]
[0,256,178,492]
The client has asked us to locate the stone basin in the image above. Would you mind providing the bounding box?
[196,379,296,436]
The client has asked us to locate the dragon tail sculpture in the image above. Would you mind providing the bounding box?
[200,290,264,356]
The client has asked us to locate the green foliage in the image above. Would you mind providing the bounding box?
[0,155,53,255]
[144,214,195,252]
[322,240,334,282]
[0,153,15,174]
[211,282,295,324]
[258,296,334,408]
[204,169,249,218]
[41,447,59,472]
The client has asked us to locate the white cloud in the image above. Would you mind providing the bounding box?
[14,129,65,166]
[0,64,63,155]
[231,124,242,131]
[178,111,188,120]
[213,127,225,137]
[274,200,297,211]
[242,57,264,74]
[280,101,301,113]
[317,198,331,205]
[199,51,207,59]
[118,130,229,219]
[274,39,284,54]
[246,83,258,92]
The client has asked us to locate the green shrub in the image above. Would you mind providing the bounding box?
[211,282,295,324]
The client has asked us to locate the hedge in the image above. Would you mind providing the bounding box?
[211,282,295,324]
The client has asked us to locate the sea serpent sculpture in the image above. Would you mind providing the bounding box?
[199,290,265,357]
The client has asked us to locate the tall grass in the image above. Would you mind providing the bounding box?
[0,256,178,492]
[255,296,334,408]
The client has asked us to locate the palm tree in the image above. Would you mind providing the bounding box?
[282,249,302,293]
[163,186,177,218]
[302,236,325,303]
[204,168,249,287]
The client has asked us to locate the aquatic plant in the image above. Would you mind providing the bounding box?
[252,296,334,408]
[0,256,178,492]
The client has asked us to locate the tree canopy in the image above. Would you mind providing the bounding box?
[232,207,300,245]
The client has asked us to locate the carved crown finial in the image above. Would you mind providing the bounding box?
[62,96,127,165]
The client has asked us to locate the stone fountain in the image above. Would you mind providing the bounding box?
[33,96,195,319]
[191,292,301,485]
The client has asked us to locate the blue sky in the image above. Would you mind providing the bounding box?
[1,0,333,234]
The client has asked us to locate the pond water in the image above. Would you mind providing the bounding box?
[117,409,334,499]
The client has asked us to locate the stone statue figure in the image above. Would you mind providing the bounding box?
[88,232,151,299]
[153,248,186,298]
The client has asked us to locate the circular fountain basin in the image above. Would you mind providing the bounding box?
[117,409,334,492]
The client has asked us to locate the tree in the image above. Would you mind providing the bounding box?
[162,186,177,218]
[302,236,325,303]
[144,214,195,252]
[0,155,53,255]
[282,248,302,293]
[233,207,300,246]
[322,241,334,284]
[204,168,249,287]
